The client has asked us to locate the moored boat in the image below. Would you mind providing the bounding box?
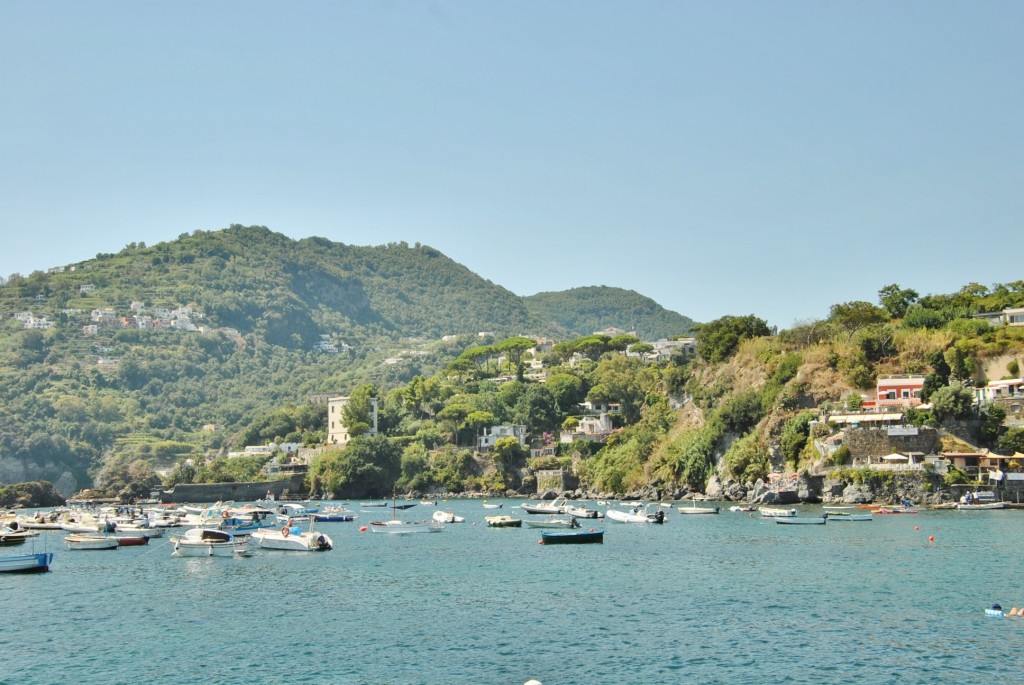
[520,499,566,515]
[956,502,1006,510]
[776,516,826,525]
[369,519,444,534]
[432,510,465,524]
[539,529,604,545]
[64,534,119,550]
[0,551,53,573]
[170,528,251,557]
[605,505,665,524]
[759,507,797,518]
[825,513,873,521]
[677,503,720,515]
[564,504,600,519]
[251,521,334,550]
[525,517,578,529]
[484,515,522,528]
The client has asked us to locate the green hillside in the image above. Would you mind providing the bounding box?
[524,286,695,340]
[0,225,697,494]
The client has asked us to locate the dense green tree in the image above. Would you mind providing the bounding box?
[694,315,770,363]
[929,384,975,421]
[829,301,888,341]
[878,284,919,319]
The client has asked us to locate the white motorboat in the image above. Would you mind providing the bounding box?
[677,503,721,515]
[251,522,334,550]
[170,528,251,557]
[64,534,119,550]
[432,510,465,524]
[564,504,600,519]
[605,505,665,524]
[520,499,566,515]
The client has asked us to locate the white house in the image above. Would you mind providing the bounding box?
[477,425,527,452]
[560,413,615,444]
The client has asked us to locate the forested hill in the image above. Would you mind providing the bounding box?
[0,225,696,493]
[524,286,695,340]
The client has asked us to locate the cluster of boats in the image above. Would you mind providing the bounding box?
[4,492,1016,569]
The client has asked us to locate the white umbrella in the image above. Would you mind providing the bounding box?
[881,453,907,461]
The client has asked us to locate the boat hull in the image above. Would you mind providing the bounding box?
[0,552,53,573]
[677,506,720,515]
[775,517,827,525]
[65,534,119,550]
[540,530,604,545]
[484,516,522,528]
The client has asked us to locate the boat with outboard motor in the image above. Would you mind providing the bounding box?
[251,519,334,550]
[605,504,665,524]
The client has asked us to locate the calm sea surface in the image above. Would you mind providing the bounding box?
[3,501,1024,685]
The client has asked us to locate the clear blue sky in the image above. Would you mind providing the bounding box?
[2,2,1021,329]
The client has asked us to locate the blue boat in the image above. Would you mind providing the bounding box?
[539,530,604,545]
[0,552,53,573]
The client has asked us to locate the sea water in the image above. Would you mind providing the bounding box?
[3,502,1023,685]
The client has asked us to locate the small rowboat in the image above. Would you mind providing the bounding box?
[775,517,826,525]
[0,551,53,573]
[539,529,604,545]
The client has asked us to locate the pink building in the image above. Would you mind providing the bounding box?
[866,375,925,410]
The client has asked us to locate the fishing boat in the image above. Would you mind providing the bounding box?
[539,529,604,545]
[0,551,53,573]
[64,534,119,550]
[776,516,827,525]
[484,515,522,528]
[481,501,503,509]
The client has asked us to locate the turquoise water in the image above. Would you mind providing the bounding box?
[3,502,1024,685]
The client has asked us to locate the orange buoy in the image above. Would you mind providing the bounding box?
[538,539,544,545]
[359,526,368,532]
[914,525,920,531]
[928,535,935,542]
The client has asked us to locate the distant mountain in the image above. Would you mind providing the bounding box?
[524,286,695,340]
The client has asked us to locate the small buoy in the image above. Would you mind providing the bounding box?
[589,528,595,532]
[928,535,935,542]
[359,526,367,532]
[537,539,543,545]
[914,525,919,531]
